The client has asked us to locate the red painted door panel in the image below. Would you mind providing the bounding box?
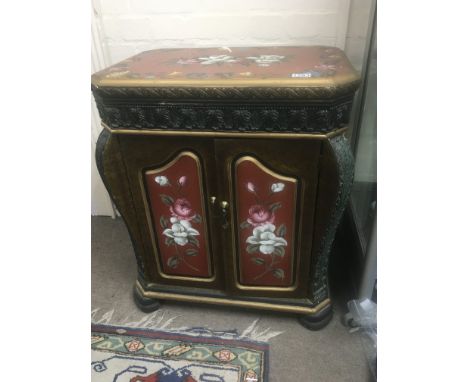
[234,156,298,287]
[144,151,212,278]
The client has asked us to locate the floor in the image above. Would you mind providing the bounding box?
[92,216,372,382]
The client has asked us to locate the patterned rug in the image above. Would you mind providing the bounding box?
[91,324,269,382]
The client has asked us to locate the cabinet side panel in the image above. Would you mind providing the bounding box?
[310,134,354,304]
[95,129,153,279]
[143,152,212,278]
[235,157,298,287]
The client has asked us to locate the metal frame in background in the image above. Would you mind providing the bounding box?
[344,0,377,301]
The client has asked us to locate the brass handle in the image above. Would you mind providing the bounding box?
[220,201,230,229]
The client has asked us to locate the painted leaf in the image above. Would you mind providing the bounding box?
[160,194,174,206]
[274,247,285,257]
[192,214,202,223]
[188,236,200,247]
[272,268,285,279]
[276,224,286,238]
[246,244,260,254]
[160,216,168,229]
[165,237,175,246]
[167,256,180,269]
[268,202,282,213]
[240,221,251,229]
[185,249,198,257]
[251,257,265,265]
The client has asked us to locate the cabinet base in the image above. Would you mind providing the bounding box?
[133,284,162,313]
[134,280,331,328]
[298,304,333,330]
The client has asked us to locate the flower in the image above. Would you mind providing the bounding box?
[246,223,287,254]
[176,58,198,65]
[247,204,275,227]
[178,176,187,186]
[155,176,169,186]
[270,182,285,193]
[198,55,239,65]
[163,219,199,246]
[170,198,195,220]
[247,182,255,192]
[246,55,285,67]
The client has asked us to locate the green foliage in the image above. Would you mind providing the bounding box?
[251,257,265,265]
[160,194,174,206]
[165,237,175,246]
[273,247,285,257]
[192,214,202,223]
[167,256,180,268]
[160,216,168,229]
[272,268,285,279]
[240,220,251,229]
[185,249,198,256]
[246,244,260,254]
[268,202,282,213]
[188,236,200,247]
[276,224,286,237]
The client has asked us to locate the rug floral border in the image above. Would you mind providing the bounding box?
[91,324,269,382]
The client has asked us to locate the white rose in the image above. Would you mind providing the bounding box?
[246,223,287,255]
[163,220,199,246]
[155,176,169,186]
[271,182,285,193]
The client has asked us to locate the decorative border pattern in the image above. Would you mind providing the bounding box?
[93,99,353,134]
[91,324,269,382]
[91,82,360,100]
[310,134,354,305]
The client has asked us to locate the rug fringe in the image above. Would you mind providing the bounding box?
[91,308,283,342]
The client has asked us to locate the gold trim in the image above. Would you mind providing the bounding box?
[102,122,348,140]
[233,156,298,291]
[136,280,330,314]
[92,73,360,89]
[139,151,216,282]
[325,127,348,139]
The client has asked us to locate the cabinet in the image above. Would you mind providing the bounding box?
[92,46,359,329]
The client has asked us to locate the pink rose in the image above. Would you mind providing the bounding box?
[247,204,275,227]
[170,198,195,220]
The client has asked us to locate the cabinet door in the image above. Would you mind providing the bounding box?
[215,138,322,298]
[118,135,223,289]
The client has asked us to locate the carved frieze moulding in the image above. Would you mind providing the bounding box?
[94,99,353,134]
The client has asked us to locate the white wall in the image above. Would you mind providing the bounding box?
[91,0,373,215]
[345,0,373,71]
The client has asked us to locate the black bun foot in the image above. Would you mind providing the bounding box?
[133,283,161,313]
[298,304,333,331]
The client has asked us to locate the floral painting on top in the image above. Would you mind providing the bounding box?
[176,54,287,67]
[94,46,354,83]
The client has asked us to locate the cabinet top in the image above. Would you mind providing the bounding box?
[91,46,359,100]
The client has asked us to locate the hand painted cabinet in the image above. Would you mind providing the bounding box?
[92,46,359,330]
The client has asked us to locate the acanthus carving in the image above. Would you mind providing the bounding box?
[310,134,354,305]
[94,100,353,134]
